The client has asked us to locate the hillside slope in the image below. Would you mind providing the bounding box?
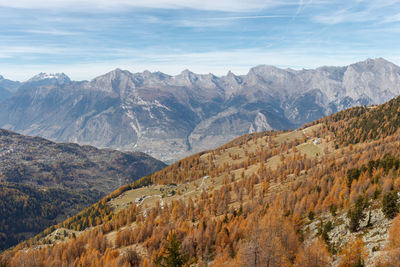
[0,87,11,102]
[0,75,20,102]
[1,58,400,162]
[2,96,400,266]
[0,129,166,250]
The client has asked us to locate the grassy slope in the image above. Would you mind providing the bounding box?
[4,96,400,266]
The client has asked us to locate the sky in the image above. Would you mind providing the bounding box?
[0,0,400,81]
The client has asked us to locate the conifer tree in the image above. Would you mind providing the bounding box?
[156,232,186,267]
[347,196,366,232]
[382,191,399,219]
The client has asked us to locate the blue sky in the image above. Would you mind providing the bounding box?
[0,0,400,81]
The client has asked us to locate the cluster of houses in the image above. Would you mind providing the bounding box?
[135,196,146,205]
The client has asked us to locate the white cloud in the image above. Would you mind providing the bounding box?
[0,45,69,56]
[0,0,296,12]
[24,29,81,36]
[313,8,371,25]
[382,13,400,24]
[312,1,400,25]
[175,15,287,27]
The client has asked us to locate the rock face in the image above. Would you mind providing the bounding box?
[0,87,11,103]
[0,75,20,92]
[1,58,400,162]
[0,75,20,102]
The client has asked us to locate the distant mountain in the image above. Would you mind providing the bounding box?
[0,128,166,250]
[1,58,400,162]
[19,72,71,91]
[0,75,20,93]
[0,87,11,102]
[0,75,20,102]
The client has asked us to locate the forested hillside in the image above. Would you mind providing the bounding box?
[0,129,166,250]
[0,183,100,251]
[318,96,400,145]
[2,96,400,266]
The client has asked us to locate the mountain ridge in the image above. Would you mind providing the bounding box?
[0,128,166,250]
[1,58,400,163]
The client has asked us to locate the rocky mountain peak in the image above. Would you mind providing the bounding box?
[27,72,71,84]
[1,58,400,162]
[102,68,133,80]
[248,64,283,76]
[136,70,169,81]
[180,69,193,75]
[169,69,200,87]
[178,69,197,81]
[141,70,152,78]
[341,58,400,104]
[226,70,235,77]
[364,57,391,64]
[87,69,136,93]
[225,70,241,81]
[220,71,242,96]
[349,58,399,72]
[0,75,21,94]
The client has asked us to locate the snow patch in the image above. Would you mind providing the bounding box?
[28,72,70,83]
[123,106,142,138]
[125,97,170,111]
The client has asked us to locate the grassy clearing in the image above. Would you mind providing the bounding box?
[297,143,322,158]
[106,123,332,222]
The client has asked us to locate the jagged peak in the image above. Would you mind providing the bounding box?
[227,70,235,76]
[177,69,219,80]
[180,69,194,75]
[223,70,242,85]
[109,68,132,76]
[27,72,71,83]
[139,70,170,81]
[91,69,134,83]
[350,57,398,68]
[248,64,282,75]
[174,69,198,82]
[363,57,390,64]
[142,70,152,76]
[97,69,169,81]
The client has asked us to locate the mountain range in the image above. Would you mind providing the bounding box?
[1,58,400,162]
[0,75,20,102]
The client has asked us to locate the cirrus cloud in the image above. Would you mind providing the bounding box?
[0,0,296,12]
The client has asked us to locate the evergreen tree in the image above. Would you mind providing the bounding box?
[156,232,186,267]
[382,191,399,219]
[347,196,366,232]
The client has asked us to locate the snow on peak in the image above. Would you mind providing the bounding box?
[28,72,71,83]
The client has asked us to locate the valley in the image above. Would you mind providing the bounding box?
[3,1,400,266]
[2,96,400,266]
[0,129,166,250]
